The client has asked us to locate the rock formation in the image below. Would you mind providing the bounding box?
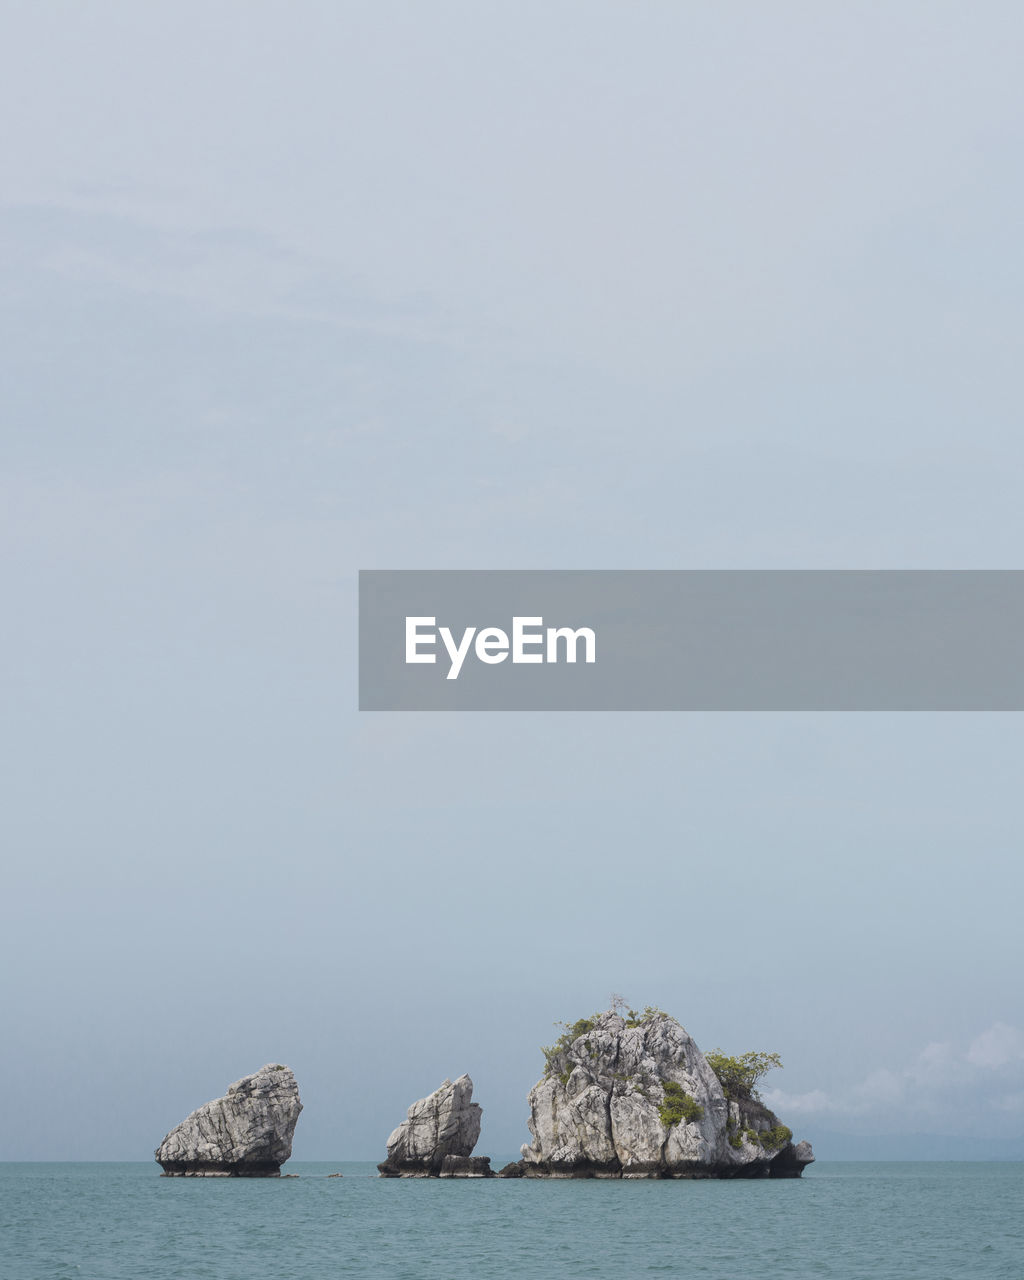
[509,1009,814,1179]
[378,1074,490,1177]
[155,1064,302,1176]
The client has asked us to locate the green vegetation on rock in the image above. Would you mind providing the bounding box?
[757,1124,793,1151]
[543,1005,675,1075]
[658,1080,704,1128]
[542,1015,602,1074]
[705,1050,783,1102]
[624,1005,670,1028]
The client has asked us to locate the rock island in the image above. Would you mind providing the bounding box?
[378,1074,492,1177]
[155,1063,302,1177]
[505,1006,814,1178]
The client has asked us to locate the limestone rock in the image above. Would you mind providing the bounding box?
[155,1064,302,1176]
[766,1138,816,1177]
[378,1074,487,1177]
[520,1010,814,1179]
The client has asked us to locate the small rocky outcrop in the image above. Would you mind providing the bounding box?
[155,1064,302,1177]
[511,1009,814,1179]
[378,1074,491,1177]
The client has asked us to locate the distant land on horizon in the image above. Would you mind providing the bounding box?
[806,1132,1024,1162]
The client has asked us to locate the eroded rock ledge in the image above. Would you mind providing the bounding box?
[155,1064,302,1177]
[378,1075,491,1177]
[501,1009,814,1179]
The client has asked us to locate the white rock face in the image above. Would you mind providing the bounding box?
[379,1074,485,1176]
[155,1064,302,1176]
[519,1011,814,1178]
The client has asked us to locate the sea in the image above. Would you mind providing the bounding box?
[1,1161,1021,1279]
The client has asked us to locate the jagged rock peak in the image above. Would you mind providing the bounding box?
[516,1008,814,1179]
[155,1064,302,1177]
[378,1074,490,1177]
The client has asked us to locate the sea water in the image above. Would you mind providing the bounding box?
[1,1161,1021,1279]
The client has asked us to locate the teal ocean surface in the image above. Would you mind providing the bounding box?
[2,1161,1021,1279]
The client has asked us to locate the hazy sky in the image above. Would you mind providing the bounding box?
[2,2,1023,1161]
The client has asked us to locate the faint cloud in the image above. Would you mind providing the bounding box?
[761,1087,833,1114]
[765,1023,1024,1133]
[1,203,457,345]
[489,421,533,444]
[967,1022,1024,1069]
[852,1067,907,1108]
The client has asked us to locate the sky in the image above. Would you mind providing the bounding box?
[2,1,1023,1162]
